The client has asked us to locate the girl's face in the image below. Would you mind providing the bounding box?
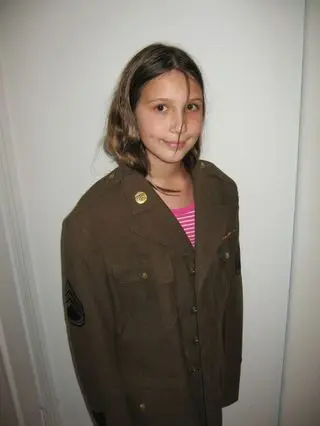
[134,70,204,168]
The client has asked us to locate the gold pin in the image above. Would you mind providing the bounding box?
[222,228,237,240]
[135,191,148,205]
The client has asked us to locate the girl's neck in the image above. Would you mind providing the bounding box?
[146,159,187,185]
[146,159,193,208]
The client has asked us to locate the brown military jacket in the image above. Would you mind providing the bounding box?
[61,159,243,426]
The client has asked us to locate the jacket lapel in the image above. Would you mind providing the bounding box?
[120,165,194,256]
[193,162,229,294]
[119,162,229,292]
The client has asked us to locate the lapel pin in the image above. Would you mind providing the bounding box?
[135,191,148,205]
[222,228,237,240]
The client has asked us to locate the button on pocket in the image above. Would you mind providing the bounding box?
[223,251,230,261]
[218,245,231,263]
[216,232,237,300]
[139,403,146,412]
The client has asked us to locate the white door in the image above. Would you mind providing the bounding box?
[0,209,42,426]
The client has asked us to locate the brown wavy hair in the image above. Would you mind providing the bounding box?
[103,43,205,176]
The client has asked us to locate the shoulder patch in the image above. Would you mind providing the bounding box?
[64,280,85,327]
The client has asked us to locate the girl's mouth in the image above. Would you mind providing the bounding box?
[163,140,186,149]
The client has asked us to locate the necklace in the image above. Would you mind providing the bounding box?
[147,180,182,196]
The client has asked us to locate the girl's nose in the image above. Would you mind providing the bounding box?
[170,109,187,134]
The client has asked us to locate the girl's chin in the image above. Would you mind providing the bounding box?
[149,152,186,166]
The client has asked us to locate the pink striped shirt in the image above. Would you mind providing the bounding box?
[171,203,196,247]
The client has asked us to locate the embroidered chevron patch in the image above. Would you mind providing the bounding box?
[64,280,85,327]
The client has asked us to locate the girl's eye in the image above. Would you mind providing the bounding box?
[155,104,167,112]
[186,103,200,112]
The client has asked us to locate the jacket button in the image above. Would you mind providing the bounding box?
[141,272,148,280]
[193,336,200,344]
[223,251,231,261]
[190,266,196,275]
[191,305,198,314]
[190,367,201,375]
[139,403,146,411]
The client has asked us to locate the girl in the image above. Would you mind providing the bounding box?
[62,43,243,426]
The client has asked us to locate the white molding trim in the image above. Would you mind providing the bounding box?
[0,319,25,426]
[0,63,61,426]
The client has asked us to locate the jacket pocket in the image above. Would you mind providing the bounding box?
[217,229,238,294]
[110,254,176,330]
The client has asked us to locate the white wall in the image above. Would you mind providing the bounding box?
[0,1,305,425]
[279,1,320,425]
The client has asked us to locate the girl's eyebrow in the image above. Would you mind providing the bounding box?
[146,97,203,104]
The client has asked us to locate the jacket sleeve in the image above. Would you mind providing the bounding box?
[221,198,243,407]
[61,218,132,426]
